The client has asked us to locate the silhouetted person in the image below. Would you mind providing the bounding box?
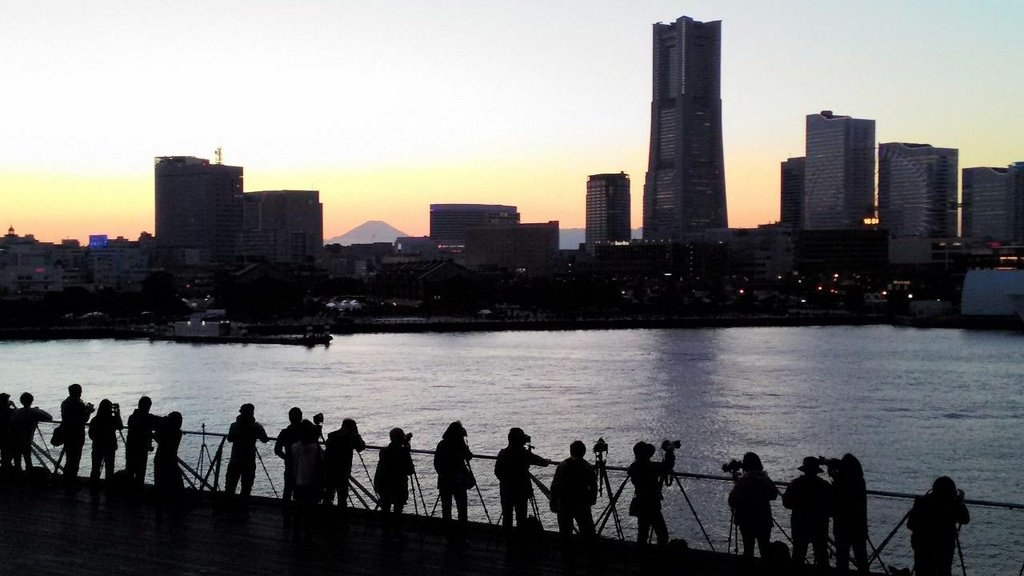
[627,441,674,546]
[550,440,597,540]
[325,417,366,522]
[125,396,159,490]
[908,476,970,576]
[0,393,14,471]
[728,452,779,560]
[291,420,324,543]
[831,454,868,573]
[88,399,124,500]
[434,421,474,543]
[60,383,94,494]
[374,427,414,538]
[8,392,52,471]
[275,406,303,517]
[783,457,833,568]
[494,427,551,534]
[225,403,269,512]
[154,411,184,514]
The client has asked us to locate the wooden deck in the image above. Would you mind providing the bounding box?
[0,477,861,576]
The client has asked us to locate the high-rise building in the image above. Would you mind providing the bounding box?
[802,111,876,230]
[242,190,323,264]
[643,16,727,240]
[780,157,805,228]
[155,156,244,265]
[464,221,560,277]
[878,143,958,238]
[429,204,520,249]
[586,173,631,246]
[962,163,1024,243]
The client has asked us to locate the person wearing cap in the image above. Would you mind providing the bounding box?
[907,476,970,576]
[550,440,598,541]
[728,452,779,560]
[782,456,834,568]
[494,427,551,534]
[224,403,269,511]
[60,383,94,494]
[627,441,674,546]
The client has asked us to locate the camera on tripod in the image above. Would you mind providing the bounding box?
[811,456,842,474]
[593,437,608,461]
[661,439,681,454]
[722,459,744,475]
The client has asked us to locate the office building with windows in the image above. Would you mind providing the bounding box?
[802,111,876,230]
[642,16,727,240]
[780,157,805,229]
[429,204,520,249]
[878,143,958,238]
[586,172,631,246]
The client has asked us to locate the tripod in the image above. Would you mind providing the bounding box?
[593,439,624,540]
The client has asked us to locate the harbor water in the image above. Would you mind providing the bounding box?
[2,326,1022,571]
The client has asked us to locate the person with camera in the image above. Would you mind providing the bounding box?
[727,452,779,560]
[224,403,269,513]
[325,417,366,523]
[494,427,551,535]
[550,440,598,542]
[627,441,675,546]
[434,421,474,544]
[830,454,869,574]
[274,406,305,518]
[125,396,160,491]
[374,427,415,538]
[60,383,94,495]
[88,399,124,501]
[907,476,970,576]
[782,456,833,569]
[8,392,52,473]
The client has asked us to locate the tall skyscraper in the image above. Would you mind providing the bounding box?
[878,143,958,238]
[586,173,631,245]
[802,111,876,230]
[242,190,324,264]
[643,16,727,240]
[780,157,805,228]
[154,156,243,265]
[962,163,1024,243]
[429,204,520,249]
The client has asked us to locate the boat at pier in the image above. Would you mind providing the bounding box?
[151,311,331,346]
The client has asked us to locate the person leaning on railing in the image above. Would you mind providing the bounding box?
[8,392,52,472]
[627,441,674,546]
[494,427,551,535]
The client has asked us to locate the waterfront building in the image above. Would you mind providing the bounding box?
[87,236,152,292]
[780,157,805,229]
[802,111,876,230]
[464,221,559,277]
[155,156,244,265]
[878,143,958,238]
[241,190,324,265]
[0,227,69,297]
[586,173,631,247]
[962,166,1017,244]
[429,204,520,250]
[795,229,888,275]
[642,16,727,240]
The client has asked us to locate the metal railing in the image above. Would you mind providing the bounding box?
[22,422,1024,575]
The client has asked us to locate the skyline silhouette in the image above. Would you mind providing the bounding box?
[1,2,1021,243]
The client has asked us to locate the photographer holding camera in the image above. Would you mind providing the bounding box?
[60,383,94,494]
[627,440,676,546]
[494,427,551,535]
[88,399,123,501]
[374,427,415,538]
[434,421,474,544]
[908,476,970,576]
[727,452,779,559]
[274,407,305,517]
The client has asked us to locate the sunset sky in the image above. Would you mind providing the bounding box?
[1,1,1021,242]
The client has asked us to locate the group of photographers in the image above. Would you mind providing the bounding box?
[0,386,972,572]
[727,452,970,575]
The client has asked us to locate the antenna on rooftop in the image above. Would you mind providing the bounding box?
[214,147,223,165]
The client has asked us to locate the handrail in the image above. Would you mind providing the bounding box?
[39,420,1024,511]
